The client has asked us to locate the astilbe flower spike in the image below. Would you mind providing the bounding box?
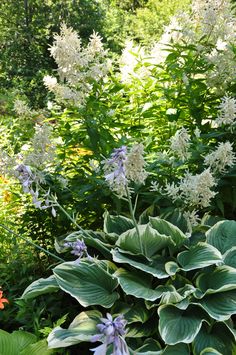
[90,313,129,355]
[0,290,9,309]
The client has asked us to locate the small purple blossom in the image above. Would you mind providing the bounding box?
[64,239,91,262]
[90,313,129,355]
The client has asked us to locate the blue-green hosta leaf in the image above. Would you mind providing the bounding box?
[193,323,235,355]
[206,220,236,254]
[21,275,59,300]
[196,266,236,295]
[103,211,134,235]
[116,224,172,258]
[162,343,190,355]
[53,260,119,308]
[114,268,165,301]
[158,305,208,345]
[47,310,101,348]
[223,247,236,268]
[161,285,196,306]
[132,338,162,354]
[177,243,222,271]
[112,249,169,279]
[165,261,180,276]
[126,320,156,338]
[195,290,236,321]
[200,349,223,355]
[149,217,187,248]
[124,302,149,324]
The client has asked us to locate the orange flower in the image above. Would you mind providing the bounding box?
[0,290,9,309]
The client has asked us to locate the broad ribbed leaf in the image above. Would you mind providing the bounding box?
[53,260,119,307]
[149,217,187,248]
[133,338,162,354]
[124,303,149,324]
[158,305,208,344]
[20,339,53,355]
[165,261,180,276]
[21,275,59,300]
[126,320,156,338]
[223,247,236,268]
[206,220,236,254]
[193,323,234,355]
[103,211,134,235]
[162,343,190,355]
[200,349,222,355]
[47,311,101,348]
[177,243,222,271]
[116,224,172,258]
[196,266,236,295]
[0,330,37,355]
[196,290,236,321]
[112,249,169,278]
[114,268,164,301]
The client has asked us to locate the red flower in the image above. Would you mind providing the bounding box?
[0,290,9,309]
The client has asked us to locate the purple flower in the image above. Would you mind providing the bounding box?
[64,239,91,262]
[90,313,129,355]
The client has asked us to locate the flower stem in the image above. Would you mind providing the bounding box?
[0,223,65,263]
[125,187,144,254]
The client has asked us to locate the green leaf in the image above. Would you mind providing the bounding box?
[193,323,234,355]
[47,311,101,348]
[177,243,222,271]
[124,302,149,324]
[20,339,53,355]
[21,275,59,300]
[196,290,236,321]
[149,217,187,248]
[114,268,164,301]
[162,343,190,355]
[0,330,38,355]
[53,260,119,308]
[200,349,222,355]
[112,249,169,279]
[132,338,162,354]
[206,220,236,254]
[116,224,172,258]
[103,211,134,235]
[158,305,208,344]
[165,261,180,276]
[223,247,236,268]
[196,266,236,295]
[126,319,156,338]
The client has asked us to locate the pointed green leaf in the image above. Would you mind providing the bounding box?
[116,224,172,258]
[206,220,236,254]
[200,349,222,355]
[165,261,180,276]
[47,311,101,348]
[193,323,234,355]
[158,305,208,344]
[162,343,190,355]
[114,268,164,301]
[20,339,53,355]
[149,217,187,248]
[103,211,134,235]
[196,266,236,295]
[132,338,162,354]
[112,249,169,279]
[196,290,236,321]
[177,243,222,271]
[21,275,59,300]
[124,302,149,324]
[126,320,156,338]
[223,247,236,268]
[53,260,119,308]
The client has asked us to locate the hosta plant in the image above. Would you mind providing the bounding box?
[21,215,236,354]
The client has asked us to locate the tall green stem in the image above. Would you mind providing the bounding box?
[0,223,65,263]
[125,186,144,254]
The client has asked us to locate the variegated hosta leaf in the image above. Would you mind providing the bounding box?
[177,243,222,271]
[116,224,172,258]
[126,320,156,338]
[162,343,190,355]
[206,220,236,254]
[131,338,162,354]
[21,275,59,300]
[149,217,187,248]
[200,349,223,355]
[53,260,119,307]
[158,305,208,345]
[114,268,166,301]
[196,266,236,295]
[103,211,134,235]
[193,322,235,355]
[47,311,101,348]
[223,247,236,268]
[112,249,169,279]
[195,290,236,321]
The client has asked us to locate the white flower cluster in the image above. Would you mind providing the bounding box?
[204,141,236,173]
[164,169,217,208]
[24,124,55,169]
[44,24,109,106]
[104,143,148,197]
[216,95,236,126]
[13,99,32,118]
[169,128,191,161]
